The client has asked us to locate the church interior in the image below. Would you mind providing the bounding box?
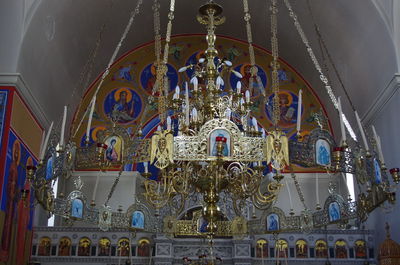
[1,0,400,264]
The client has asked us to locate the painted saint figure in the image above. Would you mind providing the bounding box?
[212,134,229,156]
[71,198,83,219]
[1,140,20,254]
[106,139,118,162]
[267,214,279,231]
[112,90,135,122]
[131,211,145,229]
[316,139,331,166]
[328,202,340,222]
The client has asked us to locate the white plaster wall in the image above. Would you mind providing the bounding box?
[366,86,400,248]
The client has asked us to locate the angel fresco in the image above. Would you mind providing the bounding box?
[150,130,174,169]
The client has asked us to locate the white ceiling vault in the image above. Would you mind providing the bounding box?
[0,0,399,134]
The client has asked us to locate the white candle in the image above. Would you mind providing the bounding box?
[216,76,224,90]
[175,85,180,95]
[377,135,385,165]
[240,98,245,111]
[337,97,346,143]
[185,82,190,126]
[39,130,46,160]
[157,125,162,131]
[285,179,294,210]
[245,90,250,103]
[157,182,161,194]
[226,108,231,120]
[354,111,369,151]
[372,125,384,163]
[191,76,198,91]
[60,105,67,147]
[143,162,149,173]
[252,117,258,131]
[316,173,320,205]
[296,89,302,134]
[40,121,54,160]
[167,116,172,130]
[86,96,96,142]
[261,128,266,138]
[236,81,242,94]
[192,107,198,122]
[252,204,256,216]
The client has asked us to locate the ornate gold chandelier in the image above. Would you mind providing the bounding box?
[25,0,399,242]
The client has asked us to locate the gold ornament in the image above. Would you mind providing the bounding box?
[265,130,289,170]
[150,130,174,169]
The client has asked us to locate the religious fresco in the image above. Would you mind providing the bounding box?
[137,238,151,257]
[117,238,130,256]
[58,237,71,256]
[0,130,36,263]
[103,88,142,124]
[275,239,288,258]
[38,237,51,256]
[315,239,328,258]
[140,63,178,95]
[354,240,367,259]
[78,237,91,256]
[71,35,331,172]
[98,237,111,256]
[335,239,348,259]
[296,239,308,258]
[256,239,268,258]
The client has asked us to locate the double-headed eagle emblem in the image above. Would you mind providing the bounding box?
[265,130,289,170]
[150,130,174,169]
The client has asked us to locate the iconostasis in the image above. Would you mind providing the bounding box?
[71,34,332,173]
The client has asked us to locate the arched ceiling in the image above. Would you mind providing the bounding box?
[14,0,398,135]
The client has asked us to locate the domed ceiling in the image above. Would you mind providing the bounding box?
[6,0,398,134]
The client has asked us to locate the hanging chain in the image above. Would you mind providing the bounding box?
[306,0,356,112]
[73,0,143,137]
[290,171,308,210]
[155,0,176,124]
[153,0,162,66]
[104,168,124,206]
[242,0,255,66]
[270,0,281,127]
[282,0,337,108]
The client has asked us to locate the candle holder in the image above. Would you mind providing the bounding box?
[58,192,65,198]
[96,143,108,164]
[387,192,396,204]
[316,203,322,211]
[340,140,348,149]
[273,173,284,183]
[90,200,96,207]
[142,172,152,179]
[289,209,295,216]
[332,147,343,171]
[390,168,400,184]
[381,163,387,171]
